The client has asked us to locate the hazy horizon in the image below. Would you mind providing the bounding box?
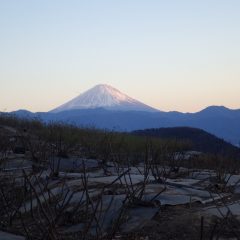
[1,1,240,112]
[10,83,240,114]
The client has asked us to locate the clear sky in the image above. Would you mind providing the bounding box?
[0,0,240,113]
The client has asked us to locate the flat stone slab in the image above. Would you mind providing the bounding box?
[51,158,100,171]
[0,231,25,240]
[226,174,240,186]
[191,171,215,180]
[204,201,240,218]
[88,174,155,185]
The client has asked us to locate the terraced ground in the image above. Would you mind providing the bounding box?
[1,121,240,239]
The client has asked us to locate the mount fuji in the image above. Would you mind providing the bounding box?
[51,84,158,113]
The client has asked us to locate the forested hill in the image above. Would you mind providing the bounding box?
[133,127,240,157]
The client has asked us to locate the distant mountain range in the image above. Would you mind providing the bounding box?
[8,84,240,146]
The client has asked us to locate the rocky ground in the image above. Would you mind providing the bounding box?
[1,122,240,239]
[1,152,240,240]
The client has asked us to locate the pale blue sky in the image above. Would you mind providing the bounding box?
[0,0,240,112]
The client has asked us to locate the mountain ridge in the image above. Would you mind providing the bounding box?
[8,105,240,146]
[133,127,240,156]
[5,84,240,146]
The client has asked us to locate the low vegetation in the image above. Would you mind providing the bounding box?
[0,114,240,239]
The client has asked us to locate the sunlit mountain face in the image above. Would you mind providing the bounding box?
[51,84,158,113]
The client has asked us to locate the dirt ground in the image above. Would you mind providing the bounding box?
[120,203,240,240]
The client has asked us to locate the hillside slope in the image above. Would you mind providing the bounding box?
[133,127,240,157]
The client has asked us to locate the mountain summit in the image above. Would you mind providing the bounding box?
[51,84,158,113]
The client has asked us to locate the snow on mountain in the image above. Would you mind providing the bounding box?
[51,84,158,113]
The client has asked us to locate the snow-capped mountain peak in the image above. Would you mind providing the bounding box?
[51,84,158,113]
